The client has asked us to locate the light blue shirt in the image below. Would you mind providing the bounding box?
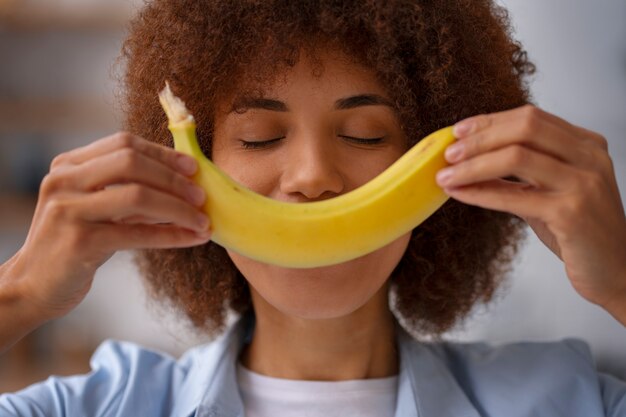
[1,313,625,416]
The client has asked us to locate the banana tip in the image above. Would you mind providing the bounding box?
[159,81,195,125]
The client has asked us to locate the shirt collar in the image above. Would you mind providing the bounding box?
[395,326,481,417]
[172,313,253,417]
[172,313,480,417]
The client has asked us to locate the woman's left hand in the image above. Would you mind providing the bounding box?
[436,104,626,324]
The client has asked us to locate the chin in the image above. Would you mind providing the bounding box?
[225,233,411,320]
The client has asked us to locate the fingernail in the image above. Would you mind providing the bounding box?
[196,213,210,230]
[186,184,206,205]
[453,120,474,137]
[436,168,454,186]
[177,155,197,175]
[445,143,464,162]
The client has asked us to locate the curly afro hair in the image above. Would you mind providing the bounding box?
[121,0,534,337]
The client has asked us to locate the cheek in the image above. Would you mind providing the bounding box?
[226,232,411,320]
[211,142,282,196]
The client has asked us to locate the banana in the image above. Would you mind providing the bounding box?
[159,82,455,268]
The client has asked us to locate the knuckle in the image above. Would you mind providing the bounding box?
[594,134,609,151]
[117,147,142,171]
[158,148,182,172]
[50,153,68,170]
[111,131,136,149]
[46,197,73,220]
[123,184,150,206]
[40,171,67,196]
[566,193,586,219]
[588,145,610,167]
[468,133,484,155]
[507,145,529,166]
[522,104,541,117]
[582,170,605,190]
[552,191,585,226]
[65,225,91,250]
[553,201,575,227]
[167,149,182,169]
[173,174,190,194]
[519,112,541,137]
[40,173,58,195]
[599,151,615,175]
[556,174,601,225]
[153,142,172,159]
[473,114,491,130]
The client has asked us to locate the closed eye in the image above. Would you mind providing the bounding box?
[239,136,385,149]
[339,135,385,145]
[239,137,285,149]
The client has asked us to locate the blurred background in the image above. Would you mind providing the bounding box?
[1,0,625,393]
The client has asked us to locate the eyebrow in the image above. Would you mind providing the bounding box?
[230,94,395,113]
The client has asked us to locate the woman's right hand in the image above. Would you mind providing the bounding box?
[3,131,213,329]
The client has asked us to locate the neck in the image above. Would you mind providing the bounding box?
[239,284,399,381]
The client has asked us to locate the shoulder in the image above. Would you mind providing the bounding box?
[432,337,595,375]
[429,337,596,387]
[0,338,219,417]
[406,337,619,416]
[420,337,598,390]
[90,338,181,372]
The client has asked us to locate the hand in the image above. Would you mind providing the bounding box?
[435,105,626,323]
[7,132,212,323]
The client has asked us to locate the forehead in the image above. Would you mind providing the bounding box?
[215,46,390,114]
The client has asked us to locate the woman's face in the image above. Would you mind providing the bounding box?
[211,48,412,320]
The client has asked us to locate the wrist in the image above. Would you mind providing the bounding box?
[0,251,50,353]
[600,273,626,327]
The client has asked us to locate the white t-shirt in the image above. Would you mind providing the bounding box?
[236,363,398,417]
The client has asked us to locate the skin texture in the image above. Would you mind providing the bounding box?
[439,107,626,326]
[211,49,411,378]
[212,49,411,321]
[0,133,210,353]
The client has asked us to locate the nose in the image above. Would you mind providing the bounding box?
[279,132,345,202]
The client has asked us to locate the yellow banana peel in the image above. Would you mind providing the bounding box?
[158,82,455,268]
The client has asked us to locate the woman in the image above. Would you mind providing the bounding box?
[1,0,625,416]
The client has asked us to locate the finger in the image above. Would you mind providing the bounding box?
[114,214,171,225]
[91,222,212,252]
[575,126,609,151]
[515,107,608,151]
[437,145,579,190]
[456,105,587,141]
[456,105,607,154]
[51,131,198,176]
[450,106,595,168]
[443,178,552,220]
[60,183,210,233]
[54,148,206,207]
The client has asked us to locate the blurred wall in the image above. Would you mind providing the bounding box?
[1,0,625,391]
